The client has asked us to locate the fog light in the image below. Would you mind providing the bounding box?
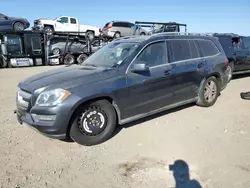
[32,114,56,121]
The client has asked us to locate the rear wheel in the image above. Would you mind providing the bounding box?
[86,31,95,41]
[114,32,121,39]
[196,76,219,107]
[77,54,88,64]
[64,54,75,65]
[69,100,117,146]
[13,22,25,31]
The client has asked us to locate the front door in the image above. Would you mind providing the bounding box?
[122,40,175,119]
[55,16,69,32]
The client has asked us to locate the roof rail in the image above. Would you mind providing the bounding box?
[150,32,215,37]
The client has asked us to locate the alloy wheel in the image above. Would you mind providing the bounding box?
[204,80,217,103]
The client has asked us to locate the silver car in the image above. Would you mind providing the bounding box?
[101,21,147,38]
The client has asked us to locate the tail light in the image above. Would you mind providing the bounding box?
[106,25,112,30]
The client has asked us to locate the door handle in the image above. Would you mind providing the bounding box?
[164,69,171,76]
[197,62,204,69]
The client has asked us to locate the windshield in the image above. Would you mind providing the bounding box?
[82,41,139,67]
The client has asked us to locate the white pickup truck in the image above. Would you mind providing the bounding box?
[32,16,100,39]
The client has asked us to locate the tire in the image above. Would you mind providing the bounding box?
[44,26,54,35]
[196,76,219,107]
[228,62,234,82]
[69,100,117,146]
[77,54,89,64]
[63,54,75,65]
[86,31,95,41]
[114,32,121,39]
[2,59,7,68]
[13,22,25,31]
[140,32,146,35]
[7,60,13,68]
[52,48,60,55]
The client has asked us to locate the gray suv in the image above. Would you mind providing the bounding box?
[102,21,147,38]
[16,33,230,146]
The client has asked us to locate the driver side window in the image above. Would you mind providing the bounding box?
[135,41,167,67]
[59,17,68,23]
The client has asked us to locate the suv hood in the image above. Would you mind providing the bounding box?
[18,65,116,93]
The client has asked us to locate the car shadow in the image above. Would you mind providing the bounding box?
[169,159,202,188]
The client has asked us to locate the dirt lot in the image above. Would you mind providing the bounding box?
[0,65,250,188]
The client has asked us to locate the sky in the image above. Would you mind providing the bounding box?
[1,0,250,36]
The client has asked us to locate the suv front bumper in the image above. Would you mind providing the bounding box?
[15,94,81,140]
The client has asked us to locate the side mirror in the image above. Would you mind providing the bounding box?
[131,62,149,73]
[56,19,62,23]
[4,16,8,20]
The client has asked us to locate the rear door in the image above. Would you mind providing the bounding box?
[167,39,203,102]
[113,22,130,36]
[69,17,78,32]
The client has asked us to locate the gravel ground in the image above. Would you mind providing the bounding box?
[0,65,250,188]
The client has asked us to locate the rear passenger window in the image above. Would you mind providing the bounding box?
[169,40,192,62]
[112,22,129,27]
[189,40,200,58]
[196,40,219,57]
[70,18,77,24]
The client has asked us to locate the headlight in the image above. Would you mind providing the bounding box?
[35,88,71,107]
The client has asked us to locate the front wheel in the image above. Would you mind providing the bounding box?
[69,100,117,146]
[196,76,219,107]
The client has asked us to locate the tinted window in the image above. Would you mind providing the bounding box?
[60,17,68,23]
[189,40,200,58]
[31,37,42,54]
[169,40,192,62]
[113,22,129,27]
[217,36,231,46]
[242,37,250,50]
[197,40,219,57]
[136,41,167,67]
[70,18,77,24]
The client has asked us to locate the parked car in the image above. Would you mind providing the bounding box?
[15,33,230,146]
[101,21,148,39]
[213,33,250,80]
[0,13,30,31]
[32,16,101,40]
[0,31,45,68]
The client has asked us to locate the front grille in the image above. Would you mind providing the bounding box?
[16,89,32,112]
